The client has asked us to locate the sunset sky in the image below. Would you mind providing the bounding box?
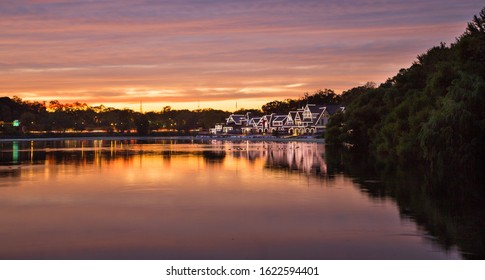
[1,0,483,112]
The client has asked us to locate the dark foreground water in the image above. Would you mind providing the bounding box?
[0,139,483,259]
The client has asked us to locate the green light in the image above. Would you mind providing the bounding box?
[12,141,19,163]
[13,120,20,127]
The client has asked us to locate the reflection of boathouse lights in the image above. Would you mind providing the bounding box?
[81,142,84,159]
[30,141,34,163]
[236,154,239,176]
[110,141,118,157]
[110,141,114,157]
[12,141,19,163]
[94,140,101,164]
[246,141,249,159]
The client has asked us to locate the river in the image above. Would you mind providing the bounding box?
[0,139,482,259]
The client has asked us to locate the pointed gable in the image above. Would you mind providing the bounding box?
[324,105,344,115]
[295,110,304,124]
[296,110,303,120]
[286,111,298,125]
[314,105,345,127]
[302,104,313,121]
[250,117,261,126]
[271,115,287,127]
[302,104,325,123]
[226,114,245,125]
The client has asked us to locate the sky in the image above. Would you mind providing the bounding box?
[0,0,483,112]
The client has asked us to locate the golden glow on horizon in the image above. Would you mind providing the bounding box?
[90,99,273,112]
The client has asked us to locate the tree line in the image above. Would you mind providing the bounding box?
[1,89,341,136]
[0,97,230,135]
[325,7,485,183]
[259,88,343,114]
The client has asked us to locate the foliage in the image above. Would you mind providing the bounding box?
[261,89,341,114]
[233,108,262,115]
[326,7,485,180]
[0,97,230,135]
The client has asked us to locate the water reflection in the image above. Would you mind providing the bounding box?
[263,142,327,176]
[324,148,485,260]
[202,151,226,164]
[0,139,481,259]
[1,140,329,175]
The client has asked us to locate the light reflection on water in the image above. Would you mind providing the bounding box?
[0,139,462,259]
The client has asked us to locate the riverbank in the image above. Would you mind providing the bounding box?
[0,134,325,143]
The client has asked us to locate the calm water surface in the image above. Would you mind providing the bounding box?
[0,139,471,259]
